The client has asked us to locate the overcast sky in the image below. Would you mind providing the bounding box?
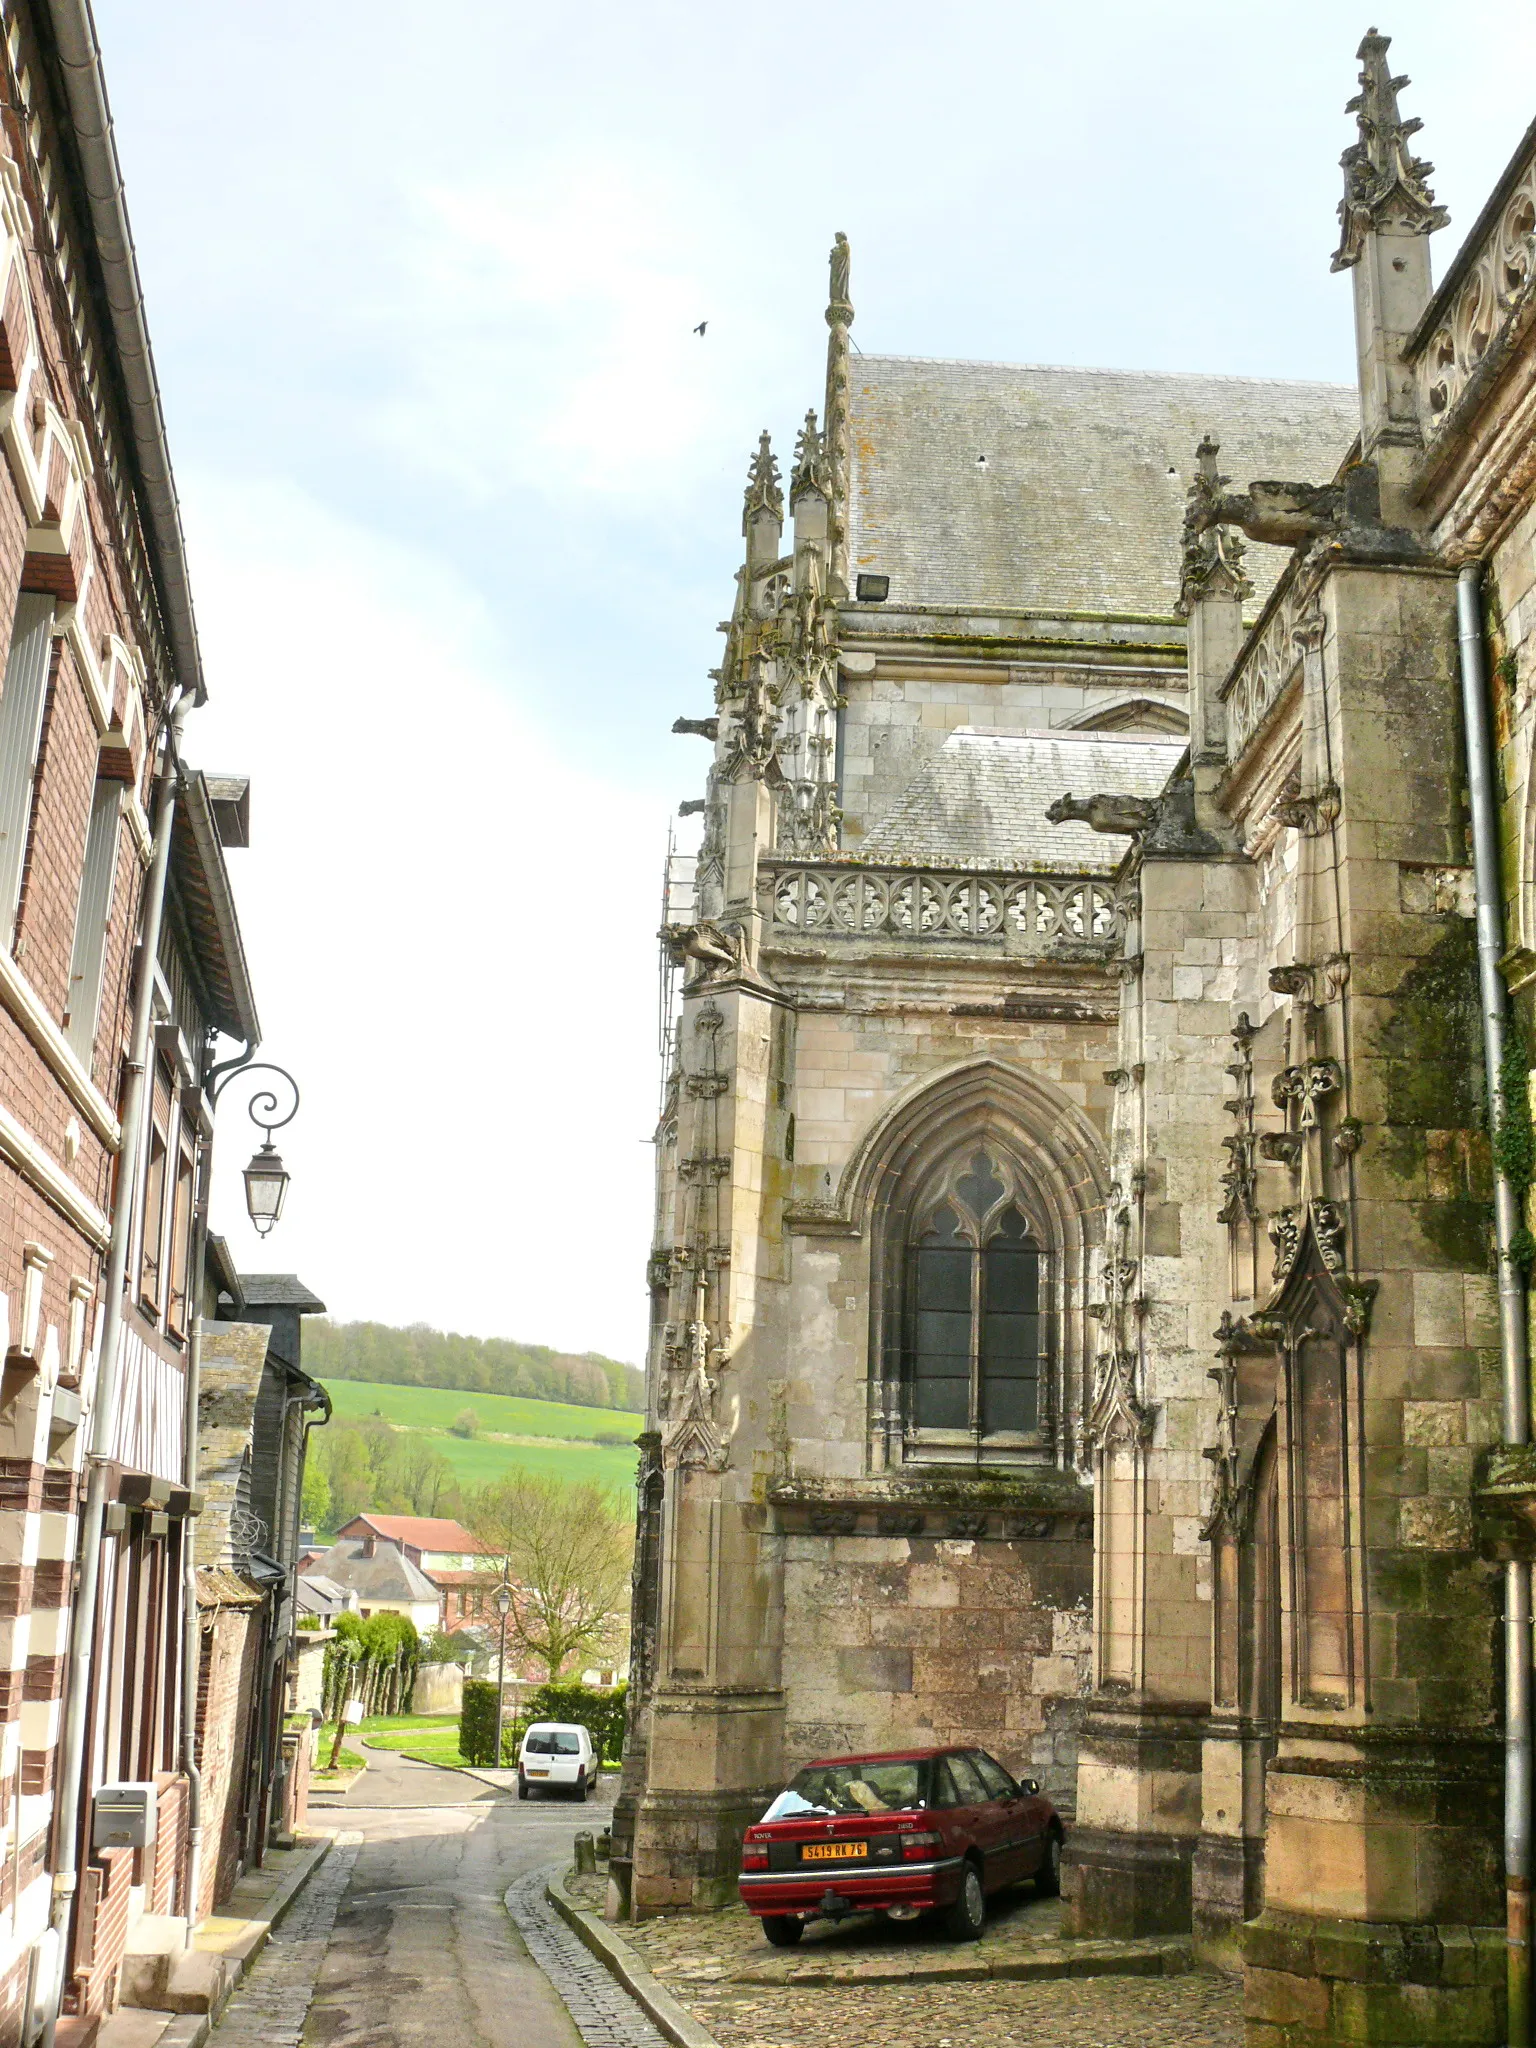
[89,0,1536,1365]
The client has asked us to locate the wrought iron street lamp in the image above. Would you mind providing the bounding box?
[207,1061,301,1238]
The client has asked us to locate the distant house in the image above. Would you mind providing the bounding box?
[332,1513,490,1573]
[300,1534,442,1634]
[295,1572,356,1623]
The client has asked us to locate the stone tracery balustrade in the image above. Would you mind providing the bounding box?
[1411,137,1536,442]
[1219,562,1311,761]
[762,859,1117,948]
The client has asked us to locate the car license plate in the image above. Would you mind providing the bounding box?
[801,1842,866,1861]
[528,1769,549,1777]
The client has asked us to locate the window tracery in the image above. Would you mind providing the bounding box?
[891,1145,1050,1453]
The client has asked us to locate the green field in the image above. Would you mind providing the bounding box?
[322,1378,643,1499]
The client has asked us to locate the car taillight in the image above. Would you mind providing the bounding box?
[900,1831,942,1861]
[741,1846,768,1868]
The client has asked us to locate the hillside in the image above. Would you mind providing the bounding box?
[312,1379,644,1525]
[305,1318,644,1410]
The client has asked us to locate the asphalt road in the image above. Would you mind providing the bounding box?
[289,1746,615,2048]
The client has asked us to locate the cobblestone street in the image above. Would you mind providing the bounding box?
[200,1755,1241,2048]
[674,1973,1242,2048]
[201,1836,361,2048]
[574,1876,1243,2048]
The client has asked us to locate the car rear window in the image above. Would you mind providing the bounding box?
[761,1760,932,1820]
[524,1729,581,1755]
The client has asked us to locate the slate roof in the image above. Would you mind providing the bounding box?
[305,1537,441,1605]
[237,1275,328,1312]
[846,357,1359,617]
[861,728,1187,872]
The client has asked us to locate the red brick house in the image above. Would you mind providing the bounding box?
[0,8,318,2037]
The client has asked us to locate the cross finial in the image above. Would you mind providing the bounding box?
[1331,26,1448,271]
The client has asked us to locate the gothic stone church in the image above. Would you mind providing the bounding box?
[616,33,1536,2046]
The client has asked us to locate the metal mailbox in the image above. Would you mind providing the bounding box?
[92,1781,157,1852]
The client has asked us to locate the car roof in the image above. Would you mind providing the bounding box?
[523,1722,589,1734]
[799,1746,959,1768]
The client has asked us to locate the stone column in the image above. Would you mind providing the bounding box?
[1239,559,1507,2046]
[1067,827,1262,1938]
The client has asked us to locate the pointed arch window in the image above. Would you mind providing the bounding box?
[903,1148,1046,1445]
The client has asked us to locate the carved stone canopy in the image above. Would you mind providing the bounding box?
[743,429,783,530]
[1331,27,1449,272]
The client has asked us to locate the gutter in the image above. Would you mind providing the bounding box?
[39,0,205,703]
[1456,561,1533,2048]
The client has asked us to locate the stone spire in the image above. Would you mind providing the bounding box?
[1331,28,1448,272]
[789,410,829,508]
[823,233,854,599]
[742,430,783,530]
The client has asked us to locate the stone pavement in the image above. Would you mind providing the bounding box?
[196,1833,361,2048]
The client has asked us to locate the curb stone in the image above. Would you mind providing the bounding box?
[544,1867,721,2048]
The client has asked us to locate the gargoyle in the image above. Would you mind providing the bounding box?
[661,919,749,983]
[1046,791,1160,835]
[672,716,719,740]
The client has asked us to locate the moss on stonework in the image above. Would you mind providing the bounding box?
[1380,921,1483,1131]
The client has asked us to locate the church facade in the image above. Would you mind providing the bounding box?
[615,34,1536,2047]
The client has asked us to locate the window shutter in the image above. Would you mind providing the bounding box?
[65,779,123,1061]
[0,593,57,935]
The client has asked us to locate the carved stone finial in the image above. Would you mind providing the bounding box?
[1178,435,1252,614]
[1331,27,1449,272]
[743,430,783,531]
[789,409,830,508]
[827,232,853,327]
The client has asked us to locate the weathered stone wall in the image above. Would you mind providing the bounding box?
[779,1524,1091,1809]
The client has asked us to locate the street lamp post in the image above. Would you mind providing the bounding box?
[494,1574,513,1769]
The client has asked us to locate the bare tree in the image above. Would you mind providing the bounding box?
[469,1474,632,1680]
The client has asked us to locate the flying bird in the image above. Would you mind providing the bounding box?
[693,320,708,336]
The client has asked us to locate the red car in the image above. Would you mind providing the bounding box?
[738,1746,1063,1946]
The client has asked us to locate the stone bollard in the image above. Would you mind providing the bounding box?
[574,1831,597,1875]
[597,1828,611,1866]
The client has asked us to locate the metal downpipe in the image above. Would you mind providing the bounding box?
[1458,561,1532,2048]
[177,1122,219,1944]
[40,703,186,2045]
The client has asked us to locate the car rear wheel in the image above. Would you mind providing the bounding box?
[761,1916,804,1948]
[1037,1831,1062,1897]
[518,1776,529,1801]
[942,1861,986,1941]
[575,1773,589,1802]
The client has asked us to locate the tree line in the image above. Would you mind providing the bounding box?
[303,1413,464,1533]
[303,1319,644,1411]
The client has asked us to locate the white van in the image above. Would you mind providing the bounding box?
[517,1721,597,1801]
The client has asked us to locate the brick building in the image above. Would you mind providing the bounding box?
[0,8,322,2040]
[619,31,1536,2048]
